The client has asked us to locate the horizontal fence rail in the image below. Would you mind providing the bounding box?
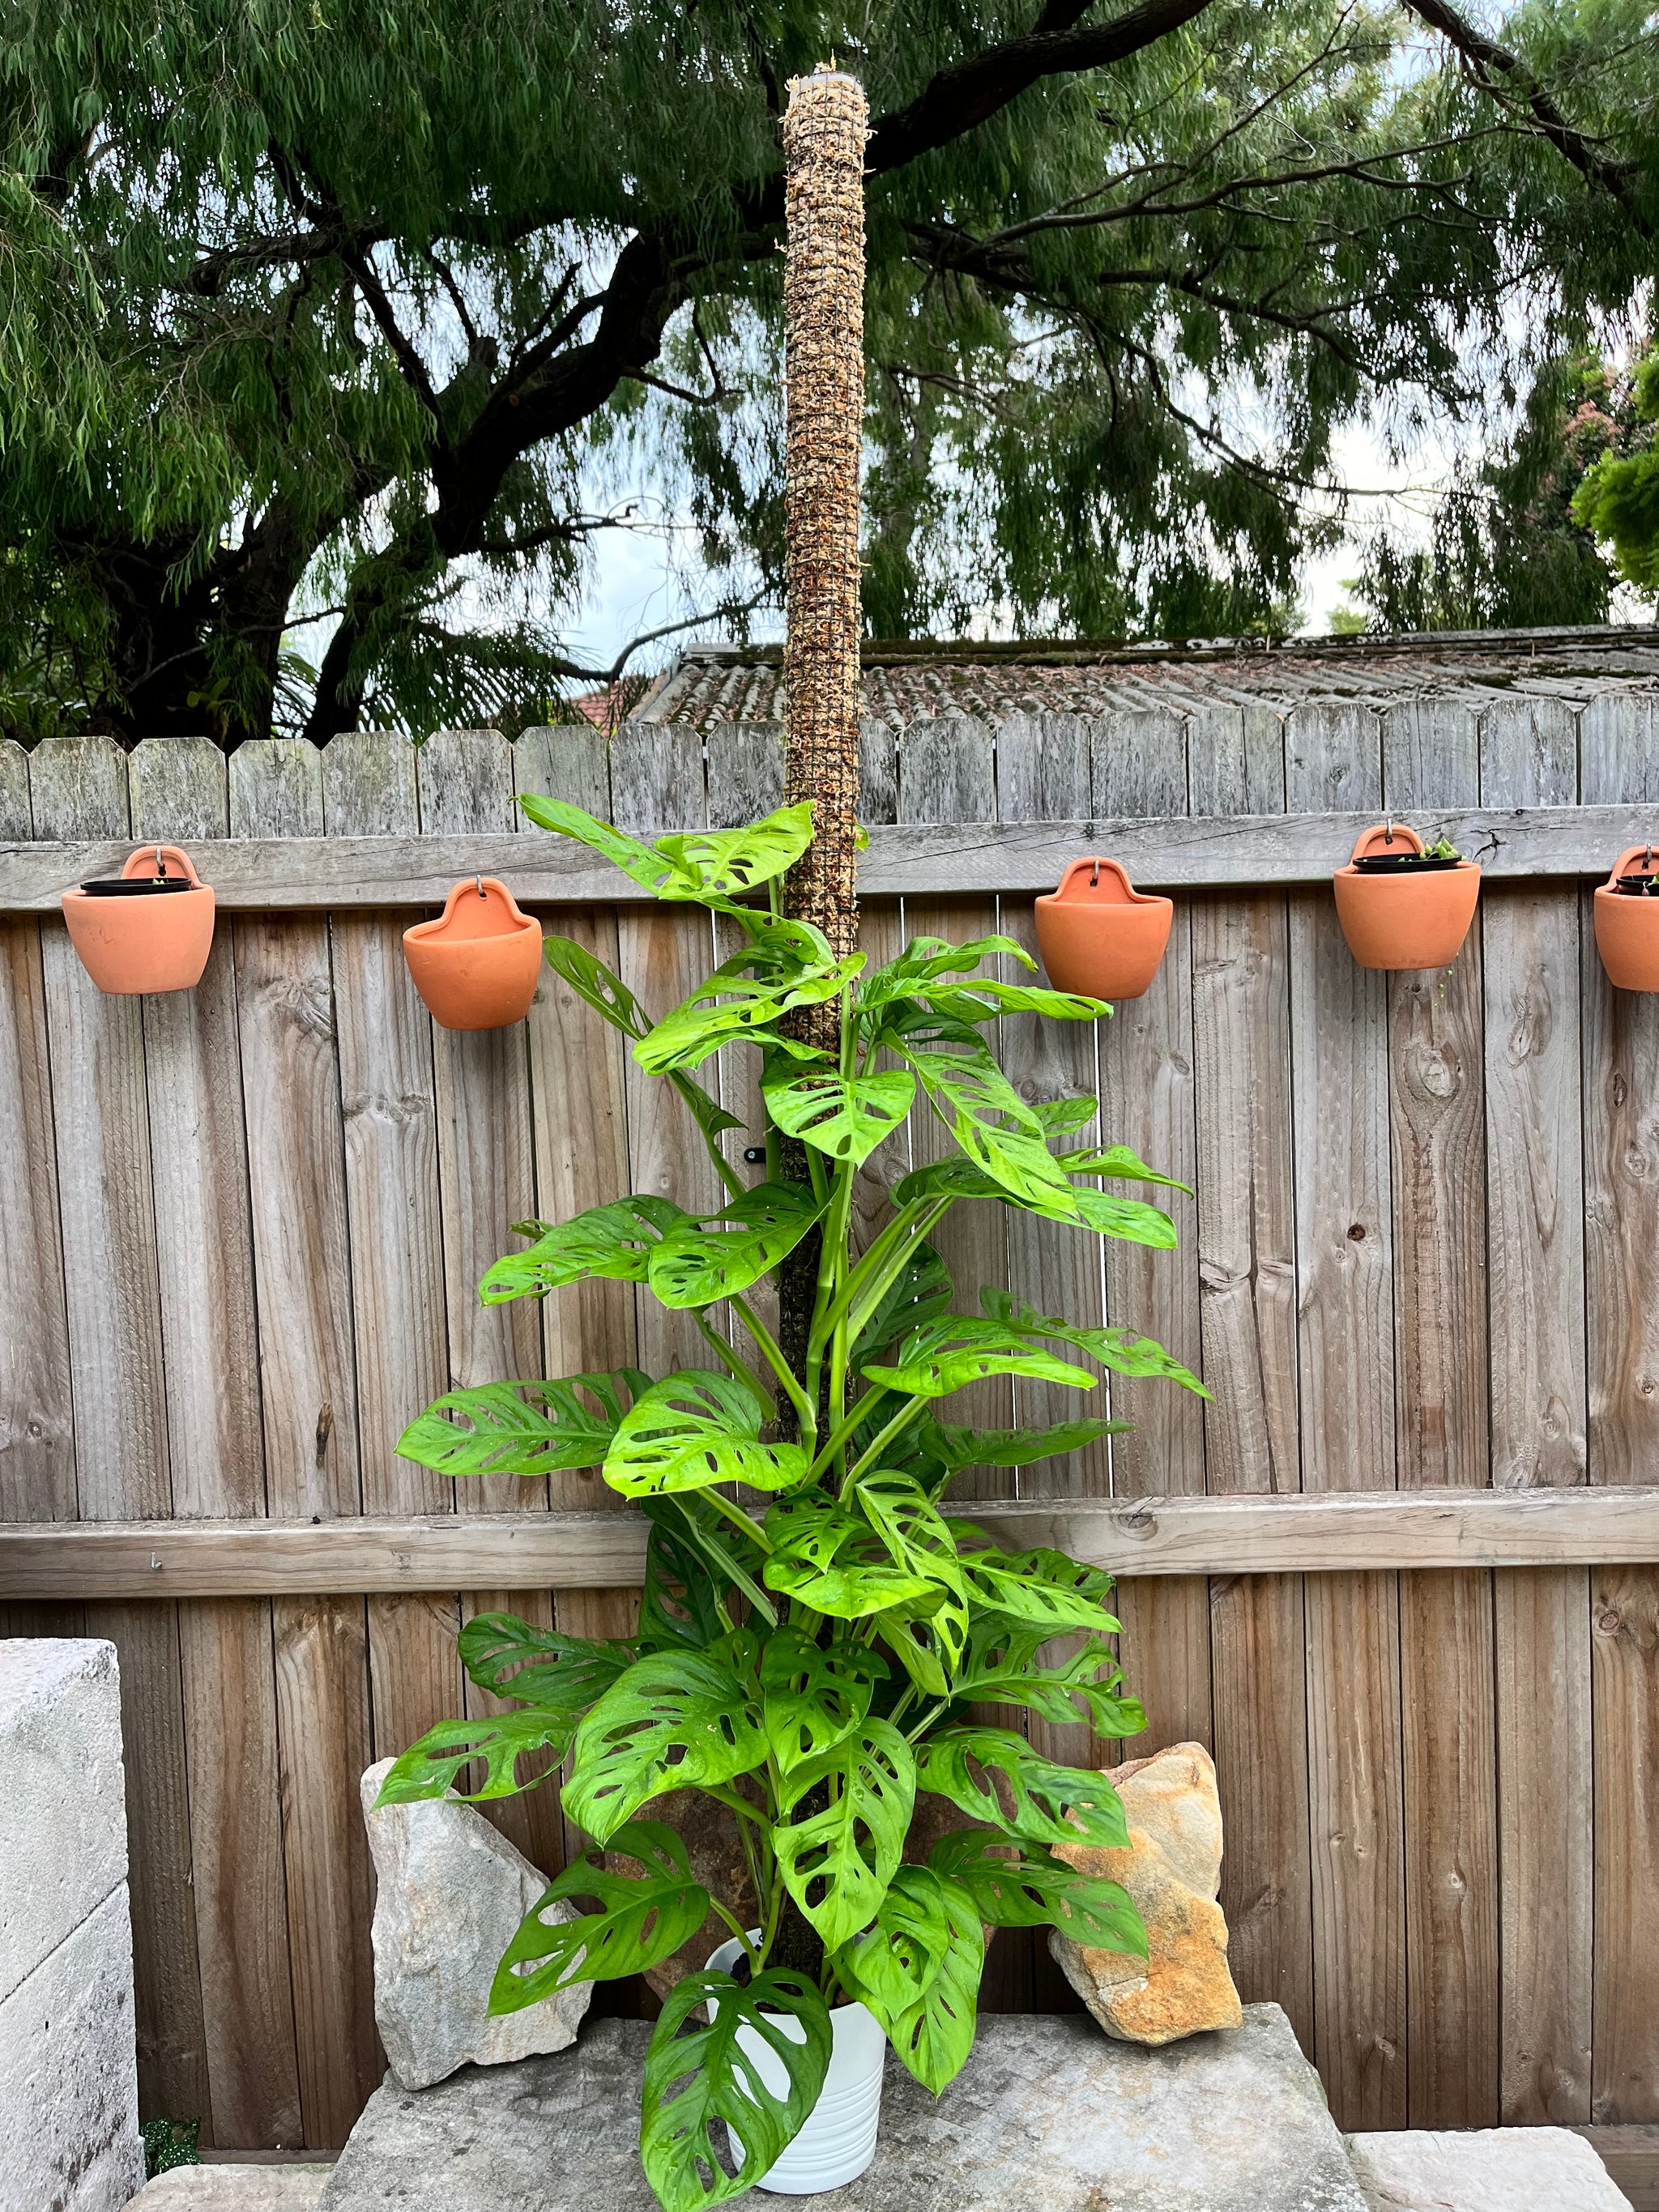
[3,702,1657,2157]
[6,800,1659,910]
[6,1486,1658,1598]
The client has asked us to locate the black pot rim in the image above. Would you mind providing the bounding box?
[77,876,194,896]
[1350,853,1462,874]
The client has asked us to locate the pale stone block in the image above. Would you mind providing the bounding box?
[319,2005,1368,2212]
[0,1882,143,2212]
[0,1638,127,2003]
[129,2167,332,2210]
[1346,2126,1632,2210]
[360,1758,591,2092]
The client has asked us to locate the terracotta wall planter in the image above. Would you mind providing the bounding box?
[1594,843,1659,991]
[1034,857,1172,1002]
[403,876,542,1030]
[1333,824,1480,970]
[61,844,215,995]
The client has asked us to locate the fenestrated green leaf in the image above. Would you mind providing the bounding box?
[520,795,685,898]
[873,1602,962,1700]
[855,1469,970,1677]
[457,1613,634,1711]
[832,1862,952,2018]
[646,1181,824,1309]
[650,803,814,901]
[760,1626,888,1774]
[636,1503,727,1654]
[857,934,1034,1012]
[928,1829,1148,1954]
[901,1038,1080,1210]
[772,1716,916,1949]
[604,1370,811,1498]
[874,1873,984,2094]
[928,976,1107,1023]
[374,1710,570,1806]
[921,1414,1126,1471]
[635,948,863,1074]
[953,1617,1146,1740]
[480,1198,686,1302]
[762,1491,940,1619]
[761,1066,915,1165]
[915,1727,1131,1850]
[540,933,649,1038]
[862,1314,1097,1400]
[490,1822,711,2010]
[953,1542,1123,1637]
[564,1643,767,1843]
[1055,1140,1194,1193]
[1030,1093,1098,1135]
[1068,1184,1180,1247]
[641,1967,831,2212]
[847,1241,954,1368]
[658,1493,778,1630]
[981,1289,1209,1394]
[397,1369,650,1479]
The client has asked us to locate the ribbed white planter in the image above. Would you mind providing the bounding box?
[705,1933,885,2194]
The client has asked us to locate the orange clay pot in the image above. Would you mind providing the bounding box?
[1333,823,1480,971]
[61,845,215,995]
[1034,858,1173,1002]
[1594,844,1659,992]
[403,876,542,1030]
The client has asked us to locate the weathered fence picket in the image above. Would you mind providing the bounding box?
[1,704,1656,2159]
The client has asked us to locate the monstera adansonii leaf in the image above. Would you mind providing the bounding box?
[604,1370,811,1497]
[457,1613,634,1711]
[761,1067,916,1165]
[373,1710,572,1806]
[396,1368,650,1478]
[646,1182,825,1308]
[981,1288,1208,1392]
[770,1717,916,1950]
[831,1862,951,2019]
[635,948,863,1074]
[914,1727,1131,1850]
[641,1966,831,2212]
[479,1198,687,1301]
[928,1828,1148,1954]
[951,1541,1124,1637]
[861,1870,984,2094]
[759,1625,888,1775]
[563,1643,766,1843]
[861,1315,1096,1400]
[953,1615,1146,1740]
[761,1491,940,1619]
[490,1821,712,2011]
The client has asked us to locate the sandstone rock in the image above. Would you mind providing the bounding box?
[1050,1739,1243,2045]
[1346,2127,1630,2211]
[320,2005,1367,2212]
[360,1759,592,2091]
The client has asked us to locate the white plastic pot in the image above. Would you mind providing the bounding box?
[705,1932,885,2194]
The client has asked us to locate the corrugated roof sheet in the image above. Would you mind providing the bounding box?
[638,627,1659,727]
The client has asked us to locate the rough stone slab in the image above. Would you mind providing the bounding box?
[0,1882,143,2212]
[360,1759,591,2091]
[320,2004,1366,2212]
[0,1638,127,2002]
[130,2170,332,2210]
[1346,2127,1632,2210]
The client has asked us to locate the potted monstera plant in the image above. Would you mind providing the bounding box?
[379,797,1206,2210]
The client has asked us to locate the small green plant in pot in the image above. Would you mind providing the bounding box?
[379,797,1207,2210]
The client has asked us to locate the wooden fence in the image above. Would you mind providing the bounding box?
[1,703,1657,2166]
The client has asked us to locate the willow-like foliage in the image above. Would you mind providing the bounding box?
[2,0,1656,744]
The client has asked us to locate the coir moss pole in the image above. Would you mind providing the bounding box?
[776,66,870,1415]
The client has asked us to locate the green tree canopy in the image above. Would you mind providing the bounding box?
[2,0,1656,747]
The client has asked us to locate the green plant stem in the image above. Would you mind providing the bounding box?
[700,1488,774,1556]
[839,1395,930,1500]
[670,1073,748,1202]
[732,1294,817,1443]
[706,1895,761,1976]
[808,1386,889,1484]
[694,1315,774,1415]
